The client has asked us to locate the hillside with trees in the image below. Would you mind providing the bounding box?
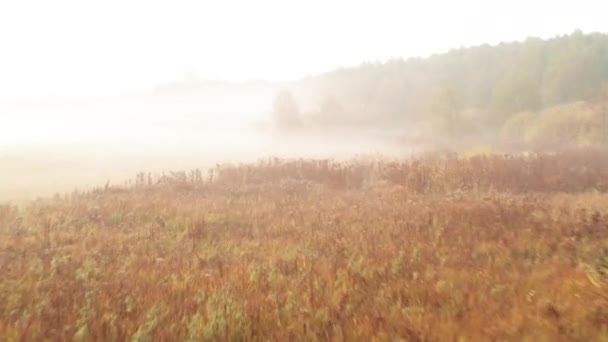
[271,31,608,147]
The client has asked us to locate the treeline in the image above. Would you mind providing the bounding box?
[274,31,608,146]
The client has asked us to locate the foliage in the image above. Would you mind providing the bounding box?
[272,89,302,130]
[501,101,607,146]
[294,32,608,136]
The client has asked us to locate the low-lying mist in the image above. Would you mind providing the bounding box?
[0,89,413,203]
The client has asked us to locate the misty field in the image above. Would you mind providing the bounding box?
[1,149,608,340]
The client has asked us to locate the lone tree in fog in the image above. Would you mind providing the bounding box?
[310,94,344,125]
[320,94,344,116]
[272,90,301,130]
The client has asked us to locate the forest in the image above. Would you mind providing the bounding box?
[269,31,608,147]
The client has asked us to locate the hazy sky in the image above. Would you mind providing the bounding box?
[0,0,606,98]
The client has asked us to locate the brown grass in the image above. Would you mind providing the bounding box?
[1,148,608,340]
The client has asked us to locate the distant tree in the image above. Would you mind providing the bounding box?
[431,84,463,142]
[597,84,608,143]
[500,111,536,142]
[319,95,343,116]
[489,75,540,126]
[272,90,301,130]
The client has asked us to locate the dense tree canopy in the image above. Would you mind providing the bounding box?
[294,31,608,137]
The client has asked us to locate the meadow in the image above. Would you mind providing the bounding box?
[1,149,608,340]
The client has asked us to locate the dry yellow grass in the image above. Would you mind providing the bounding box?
[1,149,608,340]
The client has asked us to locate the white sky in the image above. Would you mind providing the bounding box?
[0,0,606,98]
